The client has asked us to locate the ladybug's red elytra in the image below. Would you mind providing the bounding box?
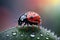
[27,11,41,25]
[18,11,42,26]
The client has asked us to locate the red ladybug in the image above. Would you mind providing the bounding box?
[18,11,42,26]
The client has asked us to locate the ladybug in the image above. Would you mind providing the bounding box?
[18,11,42,26]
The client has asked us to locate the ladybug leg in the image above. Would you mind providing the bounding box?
[21,22,25,28]
[25,24,29,31]
[32,24,34,31]
[40,19,42,25]
[38,19,42,29]
[39,19,42,29]
[38,24,40,29]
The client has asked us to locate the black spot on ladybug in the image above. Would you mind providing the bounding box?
[30,16,33,19]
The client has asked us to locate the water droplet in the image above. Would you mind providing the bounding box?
[46,33,49,35]
[6,34,9,36]
[12,32,17,36]
[47,30,51,33]
[40,34,43,36]
[54,35,57,38]
[51,32,54,35]
[21,34,23,36]
[37,37,40,39]
[45,28,47,31]
[58,37,60,40]
[46,37,49,39]
[30,34,35,37]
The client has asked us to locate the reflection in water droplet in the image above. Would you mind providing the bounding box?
[37,37,40,39]
[46,37,49,39]
[30,34,35,37]
[12,32,17,36]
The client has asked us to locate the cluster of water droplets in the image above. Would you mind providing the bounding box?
[41,27,57,36]
[2,26,57,40]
